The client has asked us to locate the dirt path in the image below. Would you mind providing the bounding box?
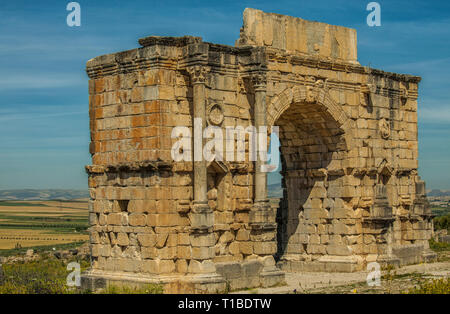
[233,253,450,294]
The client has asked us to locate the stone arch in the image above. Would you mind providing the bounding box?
[268,85,355,262]
[267,85,353,152]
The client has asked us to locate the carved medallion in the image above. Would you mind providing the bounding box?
[208,104,224,126]
[379,118,390,139]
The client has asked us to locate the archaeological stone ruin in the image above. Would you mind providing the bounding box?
[81,8,436,293]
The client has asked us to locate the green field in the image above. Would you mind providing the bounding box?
[0,200,89,252]
[0,201,50,207]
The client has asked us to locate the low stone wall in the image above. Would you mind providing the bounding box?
[215,259,285,291]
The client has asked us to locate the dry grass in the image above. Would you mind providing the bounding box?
[0,230,88,249]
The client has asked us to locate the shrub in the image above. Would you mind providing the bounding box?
[434,214,450,231]
[103,284,164,294]
[429,238,450,252]
[406,278,450,294]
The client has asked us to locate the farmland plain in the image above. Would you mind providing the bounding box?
[0,200,89,252]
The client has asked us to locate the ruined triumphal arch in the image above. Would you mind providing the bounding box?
[81,9,436,293]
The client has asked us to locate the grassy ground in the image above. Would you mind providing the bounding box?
[0,241,87,257]
[405,277,450,294]
[0,201,50,207]
[0,255,90,294]
[0,254,163,294]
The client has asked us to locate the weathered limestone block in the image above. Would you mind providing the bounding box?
[188,260,216,274]
[307,244,327,255]
[236,229,250,241]
[129,213,147,226]
[141,260,159,273]
[157,246,178,259]
[137,234,156,247]
[116,233,129,246]
[253,242,276,255]
[190,233,215,247]
[237,9,358,63]
[177,245,191,259]
[239,242,254,255]
[218,231,234,243]
[326,244,352,256]
[228,242,240,256]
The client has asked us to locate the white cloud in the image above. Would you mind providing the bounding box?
[385,57,450,73]
[419,107,450,123]
[0,110,85,122]
[0,74,85,90]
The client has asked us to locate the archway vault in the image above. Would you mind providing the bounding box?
[267,85,354,153]
[268,84,355,262]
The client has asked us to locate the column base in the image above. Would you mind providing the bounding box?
[250,199,276,230]
[376,254,401,268]
[214,259,285,291]
[190,202,213,233]
[390,244,438,266]
[81,269,227,294]
[421,249,438,263]
[81,263,285,293]
[277,254,363,272]
[259,266,286,288]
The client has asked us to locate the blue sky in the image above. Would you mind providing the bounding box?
[0,0,449,190]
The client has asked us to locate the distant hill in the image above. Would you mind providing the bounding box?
[427,189,450,197]
[267,186,450,199]
[3,187,446,200]
[0,189,89,201]
[268,183,283,198]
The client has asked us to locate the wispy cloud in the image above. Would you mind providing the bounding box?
[0,110,85,121]
[385,57,450,73]
[419,107,450,123]
[0,74,85,90]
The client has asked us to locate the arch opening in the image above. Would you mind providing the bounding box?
[270,98,349,262]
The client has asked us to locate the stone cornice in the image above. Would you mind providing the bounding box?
[267,73,419,101]
[86,55,177,79]
[85,161,173,174]
[138,36,202,47]
[86,36,421,94]
[282,166,417,179]
[267,49,421,84]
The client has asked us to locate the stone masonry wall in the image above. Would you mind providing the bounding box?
[82,8,435,292]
